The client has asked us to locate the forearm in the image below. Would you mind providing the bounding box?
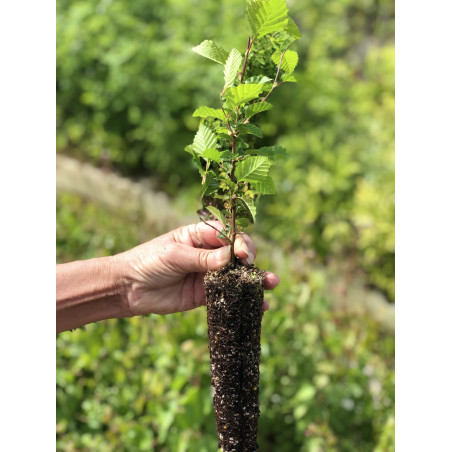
[56,256,132,333]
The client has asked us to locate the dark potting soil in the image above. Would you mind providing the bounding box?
[204,262,265,452]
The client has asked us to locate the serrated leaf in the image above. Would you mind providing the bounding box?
[236,197,257,223]
[237,123,263,138]
[193,124,217,155]
[223,49,243,90]
[286,16,302,39]
[202,148,221,163]
[193,107,226,120]
[223,83,263,109]
[192,40,229,64]
[249,145,287,159]
[235,156,271,182]
[272,49,299,75]
[246,0,289,38]
[202,171,219,196]
[205,206,227,226]
[245,102,273,118]
[252,175,276,194]
[282,73,297,82]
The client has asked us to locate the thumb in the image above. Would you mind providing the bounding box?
[170,244,231,273]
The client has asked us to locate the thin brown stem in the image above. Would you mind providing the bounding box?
[199,217,231,244]
[240,35,255,84]
[261,49,287,103]
[229,134,238,262]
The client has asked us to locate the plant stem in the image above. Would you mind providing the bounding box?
[261,49,286,103]
[230,134,238,262]
[199,217,231,243]
[240,36,255,84]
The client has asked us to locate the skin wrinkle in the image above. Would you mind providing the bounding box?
[191,223,205,248]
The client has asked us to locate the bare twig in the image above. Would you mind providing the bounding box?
[199,217,232,244]
[240,35,256,84]
[261,49,287,103]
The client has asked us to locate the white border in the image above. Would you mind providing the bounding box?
[0,1,55,449]
[396,0,452,449]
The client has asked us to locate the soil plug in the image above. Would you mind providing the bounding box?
[205,264,265,451]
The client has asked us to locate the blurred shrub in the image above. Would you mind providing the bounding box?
[57,0,394,300]
[56,193,394,451]
[56,0,249,186]
[259,41,395,300]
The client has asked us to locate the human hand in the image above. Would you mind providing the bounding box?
[115,222,280,316]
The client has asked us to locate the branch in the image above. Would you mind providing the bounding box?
[240,35,255,84]
[261,49,287,103]
[199,217,232,244]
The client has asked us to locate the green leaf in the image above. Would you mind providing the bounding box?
[192,40,229,64]
[185,145,204,173]
[235,217,250,229]
[202,171,219,196]
[236,197,257,223]
[249,145,287,159]
[193,124,216,155]
[245,75,273,85]
[245,102,273,118]
[272,49,299,75]
[244,76,273,92]
[235,156,271,182]
[215,127,231,135]
[202,148,221,163]
[237,123,263,138]
[220,150,235,161]
[205,206,227,226]
[252,175,276,194]
[222,178,236,191]
[286,16,302,39]
[223,49,243,90]
[246,0,289,39]
[217,230,230,241]
[193,107,226,120]
[282,73,297,82]
[223,84,263,109]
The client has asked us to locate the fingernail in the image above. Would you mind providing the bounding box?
[246,252,255,265]
[236,238,249,257]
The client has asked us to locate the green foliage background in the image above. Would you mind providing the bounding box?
[57,0,394,450]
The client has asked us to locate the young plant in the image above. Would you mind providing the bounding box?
[186,1,300,450]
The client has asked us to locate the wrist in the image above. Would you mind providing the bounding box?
[110,248,151,316]
[108,253,133,313]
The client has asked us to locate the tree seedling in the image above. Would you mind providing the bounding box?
[186,1,300,450]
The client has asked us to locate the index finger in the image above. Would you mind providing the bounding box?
[172,221,229,249]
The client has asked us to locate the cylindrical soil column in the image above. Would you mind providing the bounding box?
[204,263,265,452]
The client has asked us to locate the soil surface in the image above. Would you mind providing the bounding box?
[204,263,265,452]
